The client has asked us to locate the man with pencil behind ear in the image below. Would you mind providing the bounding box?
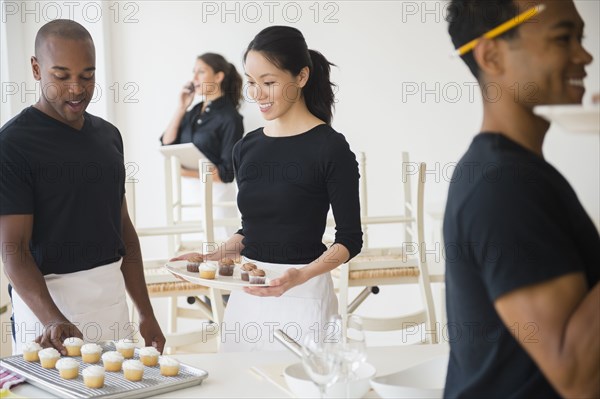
[444,1,598,398]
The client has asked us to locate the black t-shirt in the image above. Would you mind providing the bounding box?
[443,133,600,398]
[233,125,363,264]
[0,106,126,275]
[165,96,243,183]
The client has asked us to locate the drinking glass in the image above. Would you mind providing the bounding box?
[301,333,341,399]
[334,314,367,398]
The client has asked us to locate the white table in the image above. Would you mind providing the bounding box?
[11,344,449,398]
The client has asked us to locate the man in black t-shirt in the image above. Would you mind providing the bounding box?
[444,1,599,398]
[0,20,164,355]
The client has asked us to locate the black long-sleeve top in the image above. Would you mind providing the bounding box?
[164,96,243,183]
[233,124,363,264]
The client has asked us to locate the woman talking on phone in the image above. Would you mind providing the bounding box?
[174,26,363,352]
[161,53,244,236]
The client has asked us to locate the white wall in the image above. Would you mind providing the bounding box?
[1,1,599,348]
[111,0,599,258]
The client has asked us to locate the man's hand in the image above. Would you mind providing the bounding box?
[138,314,166,354]
[35,320,83,356]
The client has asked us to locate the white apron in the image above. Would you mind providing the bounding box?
[11,259,132,355]
[220,258,338,352]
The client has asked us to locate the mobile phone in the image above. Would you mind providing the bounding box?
[187,83,195,92]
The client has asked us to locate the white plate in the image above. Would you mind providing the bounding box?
[534,104,599,133]
[284,362,376,399]
[165,260,280,291]
[370,355,448,399]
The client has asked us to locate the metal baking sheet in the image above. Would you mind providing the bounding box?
[0,343,208,398]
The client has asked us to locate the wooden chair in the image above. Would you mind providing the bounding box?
[126,157,239,353]
[333,162,440,344]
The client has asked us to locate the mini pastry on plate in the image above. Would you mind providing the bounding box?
[218,258,235,276]
[83,365,105,388]
[240,262,257,281]
[38,347,61,368]
[186,254,204,272]
[22,341,42,362]
[55,357,79,379]
[81,343,103,363]
[102,350,125,371]
[123,359,145,381]
[249,268,266,284]
[63,337,84,356]
[115,339,136,358]
[199,263,217,279]
[139,346,160,366]
[159,357,180,376]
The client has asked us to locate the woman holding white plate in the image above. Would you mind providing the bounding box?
[173,26,363,352]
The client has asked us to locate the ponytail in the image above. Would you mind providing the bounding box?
[222,62,243,109]
[198,53,243,109]
[306,50,336,125]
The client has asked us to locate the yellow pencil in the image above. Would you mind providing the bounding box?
[452,4,546,57]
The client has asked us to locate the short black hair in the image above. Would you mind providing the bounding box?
[35,19,93,58]
[447,0,521,79]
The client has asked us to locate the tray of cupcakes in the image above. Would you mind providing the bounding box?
[0,339,207,398]
[164,258,283,291]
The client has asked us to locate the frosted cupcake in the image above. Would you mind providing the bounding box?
[83,365,105,389]
[22,341,42,362]
[102,351,124,371]
[186,254,203,272]
[199,263,217,279]
[81,343,103,363]
[240,262,257,282]
[115,339,136,359]
[123,359,145,381]
[139,346,160,366]
[55,357,79,379]
[63,337,84,356]
[39,347,61,368]
[249,268,266,284]
[218,258,235,276]
[159,357,180,376]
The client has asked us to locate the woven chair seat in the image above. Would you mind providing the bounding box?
[146,280,210,295]
[332,266,420,280]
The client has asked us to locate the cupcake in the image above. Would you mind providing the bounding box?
[22,341,42,362]
[55,357,79,379]
[199,263,217,279]
[63,337,84,356]
[218,258,235,276]
[139,346,160,366]
[240,262,257,282]
[115,339,136,359]
[249,268,266,284]
[83,365,105,389]
[159,357,180,376]
[102,351,124,371]
[186,254,203,272]
[123,359,144,382]
[81,343,103,363]
[39,348,61,368]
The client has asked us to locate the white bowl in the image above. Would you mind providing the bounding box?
[370,355,448,399]
[284,362,376,399]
